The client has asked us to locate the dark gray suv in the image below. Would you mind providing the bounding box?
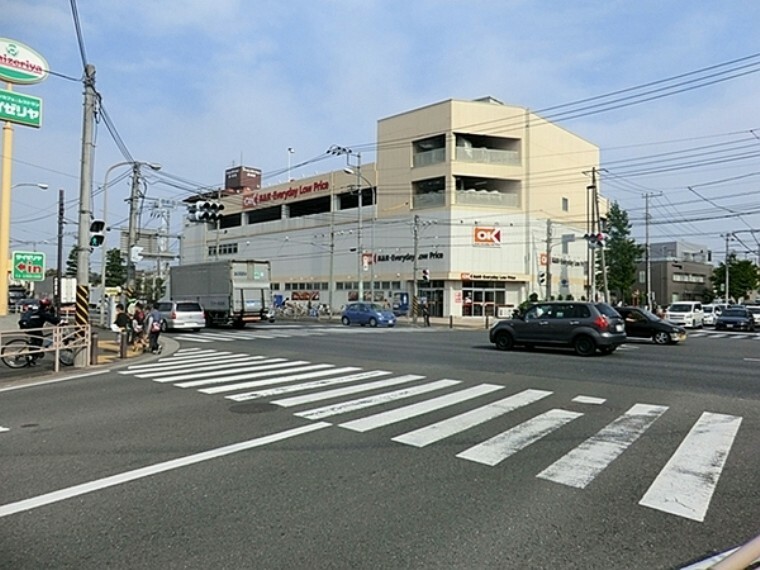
[489,301,626,356]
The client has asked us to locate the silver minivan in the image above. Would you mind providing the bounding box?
[155,300,205,332]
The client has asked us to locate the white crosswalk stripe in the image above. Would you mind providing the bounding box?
[122,348,743,522]
[168,326,438,343]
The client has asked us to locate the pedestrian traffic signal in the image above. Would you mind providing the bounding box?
[422,268,430,282]
[584,233,604,249]
[89,219,106,247]
[538,271,546,285]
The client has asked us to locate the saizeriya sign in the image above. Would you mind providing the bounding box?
[0,38,48,84]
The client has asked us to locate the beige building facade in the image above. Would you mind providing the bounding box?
[181,97,606,318]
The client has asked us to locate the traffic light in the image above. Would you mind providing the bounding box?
[187,200,225,223]
[89,219,105,247]
[584,233,600,249]
[597,232,609,248]
[538,271,546,285]
[422,268,430,282]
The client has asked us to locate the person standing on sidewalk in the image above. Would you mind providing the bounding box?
[421,302,431,327]
[145,303,163,354]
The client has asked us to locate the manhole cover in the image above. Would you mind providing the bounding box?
[228,402,278,414]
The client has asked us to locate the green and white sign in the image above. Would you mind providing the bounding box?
[12,251,45,281]
[0,89,42,128]
[0,38,48,84]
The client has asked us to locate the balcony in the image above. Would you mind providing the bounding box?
[455,147,520,166]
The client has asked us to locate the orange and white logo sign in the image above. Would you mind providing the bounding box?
[473,227,501,246]
[539,252,548,266]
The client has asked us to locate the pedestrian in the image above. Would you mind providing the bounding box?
[145,303,163,354]
[131,302,147,352]
[18,298,61,364]
[422,302,431,327]
[111,303,132,343]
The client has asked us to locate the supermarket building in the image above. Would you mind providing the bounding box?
[180,96,606,318]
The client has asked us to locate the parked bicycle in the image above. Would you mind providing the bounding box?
[1,329,80,368]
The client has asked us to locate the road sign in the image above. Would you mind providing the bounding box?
[0,89,42,128]
[12,251,45,281]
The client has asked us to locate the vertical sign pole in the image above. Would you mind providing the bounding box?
[0,83,14,316]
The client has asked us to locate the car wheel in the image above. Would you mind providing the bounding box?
[341,316,350,326]
[652,331,670,345]
[574,335,596,357]
[368,317,378,328]
[494,331,514,351]
[160,320,168,333]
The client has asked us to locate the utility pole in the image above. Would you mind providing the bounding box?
[725,233,731,303]
[643,191,662,309]
[126,163,142,297]
[412,214,419,325]
[545,219,552,300]
[56,188,64,313]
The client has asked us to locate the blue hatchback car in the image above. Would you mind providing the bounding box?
[341,302,397,328]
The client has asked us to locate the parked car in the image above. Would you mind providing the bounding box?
[489,301,626,356]
[742,305,760,326]
[8,286,27,308]
[664,301,704,329]
[715,307,756,332]
[616,306,687,345]
[13,298,40,313]
[155,300,205,332]
[341,302,397,328]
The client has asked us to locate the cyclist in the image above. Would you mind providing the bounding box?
[18,298,61,365]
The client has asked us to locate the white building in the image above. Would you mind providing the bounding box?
[181,97,607,318]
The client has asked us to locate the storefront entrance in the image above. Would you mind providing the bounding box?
[461,281,511,317]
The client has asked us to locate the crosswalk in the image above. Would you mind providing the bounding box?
[164,325,438,343]
[120,347,743,523]
[688,329,760,340]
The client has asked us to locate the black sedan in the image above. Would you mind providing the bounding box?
[715,307,756,332]
[617,306,687,344]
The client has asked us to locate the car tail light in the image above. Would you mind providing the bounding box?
[593,315,609,330]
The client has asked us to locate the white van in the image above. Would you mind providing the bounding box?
[703,303,730,326]
[665,301,704,329]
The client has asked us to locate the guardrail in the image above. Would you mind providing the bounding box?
[0,324,91,372]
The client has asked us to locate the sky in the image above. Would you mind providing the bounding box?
[4,0,760,269]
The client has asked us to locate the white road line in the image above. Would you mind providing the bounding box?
[392,389,553,448]
[173,336,213,343]
[132,356,268,377]
[339,383,503,433]
[0,422,331,519]
[158,360,301,385]
[572,396,606,405]
[296,379,460,421]
[271,374,425,407]
[537,403,668,489]
[176,348,203,353]
[227,370,395,402]
[639,411,742,522]
[200,366,361,394]
[120,355,264,376]
[0,426,9,433]
[156,350,226,361]
[122,351,231,368]
[457,409,583,466]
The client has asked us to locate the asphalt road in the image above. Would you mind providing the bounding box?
[1,324,758,569]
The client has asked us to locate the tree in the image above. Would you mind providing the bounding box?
[65,247,79,277]
[105,248,127,287]
[711,255,759,302]
[600,202,644,304]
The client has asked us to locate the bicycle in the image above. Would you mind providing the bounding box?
[1,330,79,369]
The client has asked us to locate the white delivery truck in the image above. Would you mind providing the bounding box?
[169,260,274,328]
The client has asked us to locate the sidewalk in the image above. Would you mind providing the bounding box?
[0,313,164,367]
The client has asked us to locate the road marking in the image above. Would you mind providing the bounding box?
[228,370,397,402]
[457,409,583,466]
[572,395,606,405]
[120,355,266,376]
[537,403,668,488]
[271,374,424,407]
[162,360,308,385]
[339,383,503,433]
[0,422,331,519]
[296,379,460,420]
[200,366,361,394]
[0,369,109,392]
[639,411,742,522]
[393,389,553,448]
[0,426,9,433]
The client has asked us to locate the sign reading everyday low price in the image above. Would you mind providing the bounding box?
[0,89,42,128]
[12,251,45,281]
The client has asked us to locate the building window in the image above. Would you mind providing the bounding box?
[412,135,446,167]
[562,197,569,212]
[219,213,242,229]
[247,206,281,225]
[209,242,238,257]
[412,177,445,209]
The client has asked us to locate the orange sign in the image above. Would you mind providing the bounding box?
[473,227,501,246]
[539,252,548,266]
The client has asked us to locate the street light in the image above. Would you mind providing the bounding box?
[99,161,161,326]
[12,182,49,191]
